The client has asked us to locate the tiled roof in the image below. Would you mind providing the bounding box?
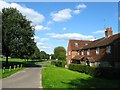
[82,33,120,49]
[72,55,84,60]
[69,40,92,51]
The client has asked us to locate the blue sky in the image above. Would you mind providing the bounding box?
[0,1,118,54]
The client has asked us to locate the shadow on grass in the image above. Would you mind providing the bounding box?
[62,77,120,89]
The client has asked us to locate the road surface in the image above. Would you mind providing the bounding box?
[2,66,42,88]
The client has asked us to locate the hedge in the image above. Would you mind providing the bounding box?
[51,60,66,67]
[68,64,120,79]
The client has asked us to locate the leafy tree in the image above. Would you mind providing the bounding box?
[40,51,46,60]
[51,54,55,60]
[54,46,66,60]
[2,8,35,64]
[31,45,41,60]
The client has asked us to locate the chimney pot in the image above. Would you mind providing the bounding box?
[105,27,113,37]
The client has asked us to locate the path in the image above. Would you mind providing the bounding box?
[2,65,42,88]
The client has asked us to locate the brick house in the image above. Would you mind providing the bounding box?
[67,27,120,68]
[67,40,92,64]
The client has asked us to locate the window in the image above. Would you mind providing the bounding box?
[96,48,99,54]
[81,50,84,55]
[78,51,80,55]
[87,49,90,55]
[106,46,111,53]
[75,42,78,47]
[85,43,88,46]
[68,51,71,55]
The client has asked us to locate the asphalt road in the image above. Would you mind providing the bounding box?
[2,66,42,88]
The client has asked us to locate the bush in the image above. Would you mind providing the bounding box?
[51,60,66,67]
[68,64,120,79]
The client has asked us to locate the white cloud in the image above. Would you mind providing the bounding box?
[35,25,50,31]
[63,27,67,31]
[34,36,48,43]
[73,10,80,14]
[0,1,45,25]
[50,4,87,22]
[76,4,87,9]
[47,21,54,25]
[51,8,72,22]
[92,30,105,34]
[46,33,95,40]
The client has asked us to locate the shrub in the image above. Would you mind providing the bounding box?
[51,60,66,67]
[68,64,120,79]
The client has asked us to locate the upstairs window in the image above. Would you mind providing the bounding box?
[75,42,78,47]
[96,48,99,55]
[68,51,71,55]
[87,49,90,55]
[78,51,80,55]
[106,46,111,53]
[81,50,84,55]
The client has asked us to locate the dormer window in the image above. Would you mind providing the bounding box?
[75,42,78,47]
[96,48,99,55]
[87,49,90,55]
[81,50,84,55]
[106,46,111,53]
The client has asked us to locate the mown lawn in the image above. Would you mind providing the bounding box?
[42,64,120,88]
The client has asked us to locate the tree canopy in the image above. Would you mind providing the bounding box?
[2,8,36,64]
[54,46,66,60]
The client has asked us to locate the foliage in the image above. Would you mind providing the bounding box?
[42,63,119,88]
[54,46,66,60]
[50,54,55,59]
[51,60,66,67]
[2,8,36,64]
[31,46,41,60]
[68,64,120,79]
[40,51,47,60]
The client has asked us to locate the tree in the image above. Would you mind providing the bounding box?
[40,51,47,60]
[2,8,35,64]
[54,46,66,60]
[31,45,41,60]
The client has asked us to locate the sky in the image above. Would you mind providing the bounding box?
[0,1,119,54]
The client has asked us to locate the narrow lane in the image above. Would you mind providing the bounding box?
[2,66,42,88]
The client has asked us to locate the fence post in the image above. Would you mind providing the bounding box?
[20,64,22,68]
[17,65,19,68]
[3,67,5,73]
[14,65,16,70]
[9,66,11,71]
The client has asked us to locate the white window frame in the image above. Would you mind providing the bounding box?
[68,51,71,55]
[96,48,99,55]
[87,49,90,55]
[106,46,111,53]
[75,42,78,47]
[78,51,80,55]
[81,50,84,55]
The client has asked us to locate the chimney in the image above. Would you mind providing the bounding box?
[105,27,113,38]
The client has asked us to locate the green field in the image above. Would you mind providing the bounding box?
[42,63,119,88]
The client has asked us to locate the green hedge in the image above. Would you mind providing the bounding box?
[51,60,66,67]
[68,64,120,79]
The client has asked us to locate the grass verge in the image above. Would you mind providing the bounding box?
[1,67,25,79]
[42,63,120,88]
